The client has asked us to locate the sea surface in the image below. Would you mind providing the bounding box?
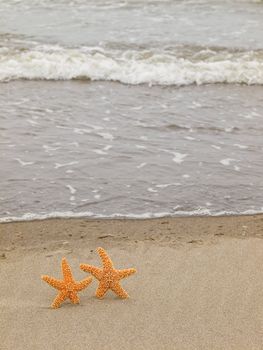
[0,0,263,222]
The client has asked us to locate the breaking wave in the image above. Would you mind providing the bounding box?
[1,44,263,85]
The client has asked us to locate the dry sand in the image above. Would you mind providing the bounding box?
[1,214,263,349]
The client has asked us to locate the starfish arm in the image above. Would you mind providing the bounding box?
[117,268,137,280]
[97,247,114,269]
[111,282,129,299]
[80,264,103,280]
[51,291,68,309]
[69,291,80,304]
[95,281,109,299]
[41,275,64,290]
[61,257,74,282]
[74,276,93,291]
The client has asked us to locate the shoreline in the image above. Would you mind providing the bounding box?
[1,214,263,349]
[1,214,263,251]
[1,209,263,224]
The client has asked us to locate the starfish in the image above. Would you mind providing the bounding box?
[80,247,136,299]
[41,257,92,308]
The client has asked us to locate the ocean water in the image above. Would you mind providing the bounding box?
[0,0,263,221]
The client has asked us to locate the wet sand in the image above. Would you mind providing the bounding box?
[1,214,263,349]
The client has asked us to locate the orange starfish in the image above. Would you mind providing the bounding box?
[80,247,136,299]
[41,257,92,308]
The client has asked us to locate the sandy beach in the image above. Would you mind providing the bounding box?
[1,1,263,349]
[1,214,263,349]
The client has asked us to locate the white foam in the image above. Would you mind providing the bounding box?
[26,119,38,125]
[131,106,143,110]
[55,161,78,169]
[161,149,188,164]
[135,145,146,149]
[14,158,34,166]
[191,101,202,108]
[147,187,158,193]
[66,185,76,194]
[184,136,196,141]
[156,183,181,188]
[172,152,188,164]
[43,144,60,153]
[137,162,147,169]
[103,145,112,151]
[1,45,263,86]
[234,144,248,149]
[92,149,107,155]
[73,128,92,135]
[1,208,263,223]
[212,145,221,150]
[220,158,236,166]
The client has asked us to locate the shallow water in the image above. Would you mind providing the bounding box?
[1,0,263,49]
[0,0,262,221]
[0,82,263,220]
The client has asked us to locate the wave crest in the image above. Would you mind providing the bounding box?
[1,45,263,85]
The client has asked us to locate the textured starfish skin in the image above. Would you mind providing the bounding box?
[80,247,136,299]
[41,257,92,308]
